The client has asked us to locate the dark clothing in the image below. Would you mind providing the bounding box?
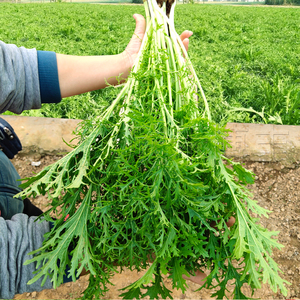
[0,40,62,298]
[0,150,23,219]
[0,214,52,299]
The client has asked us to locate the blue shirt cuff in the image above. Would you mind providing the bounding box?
[37,51,62,104]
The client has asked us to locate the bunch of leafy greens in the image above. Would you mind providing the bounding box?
[19,0,289,298]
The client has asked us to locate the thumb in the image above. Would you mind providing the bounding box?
[132,14,146,42]
[125,14,146,63]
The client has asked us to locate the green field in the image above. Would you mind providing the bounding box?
[1,3,299,125]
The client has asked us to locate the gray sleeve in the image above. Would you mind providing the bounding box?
[0,41,41,114]
[0,214,53,299]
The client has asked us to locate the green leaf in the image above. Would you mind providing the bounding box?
[120,262,157,296]
[119,287,143,300]
[168,260,190,293]
[143,271,173,299]
[232,161,255,185]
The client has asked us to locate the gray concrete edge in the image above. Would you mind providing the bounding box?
[1,115,300,164]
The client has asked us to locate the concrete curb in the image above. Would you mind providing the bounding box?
[1,115,80,155]
[226,123,300,163]
[2,115,300,163]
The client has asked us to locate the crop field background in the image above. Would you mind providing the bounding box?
[1,4,300,300]
[0,3,299,126]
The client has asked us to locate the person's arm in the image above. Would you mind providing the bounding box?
[56,52,132,98]
[0,14,192,114]
[0,214,53,299]
[56,15,193,98]
[56,14,145,98]
[0,15,147,114]
[0,41,42,114]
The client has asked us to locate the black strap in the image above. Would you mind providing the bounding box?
[23,198,43,217]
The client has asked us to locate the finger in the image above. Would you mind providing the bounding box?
[180,31,193,52]
[132,14,146,41]
[182,270,207,286]
[180,30,193,41]
[182,38,189,52]
[226,216,236,228]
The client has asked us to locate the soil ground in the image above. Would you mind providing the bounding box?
[12,154,300,300]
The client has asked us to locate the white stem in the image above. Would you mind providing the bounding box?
[169,0,176,28]
[150,3,211,120]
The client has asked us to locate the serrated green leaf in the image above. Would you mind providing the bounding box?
[168,260,190,293]
[143,272,173,299]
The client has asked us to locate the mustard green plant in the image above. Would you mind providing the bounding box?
[19,1,289,298]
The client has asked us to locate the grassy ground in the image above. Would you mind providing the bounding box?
[0,3,299,125]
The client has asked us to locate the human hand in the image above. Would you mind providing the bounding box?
[0,117,22,159]
[123,14,193,69]
[123,14,146,70]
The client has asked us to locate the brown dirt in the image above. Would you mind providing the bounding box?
[12,154,300,300]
